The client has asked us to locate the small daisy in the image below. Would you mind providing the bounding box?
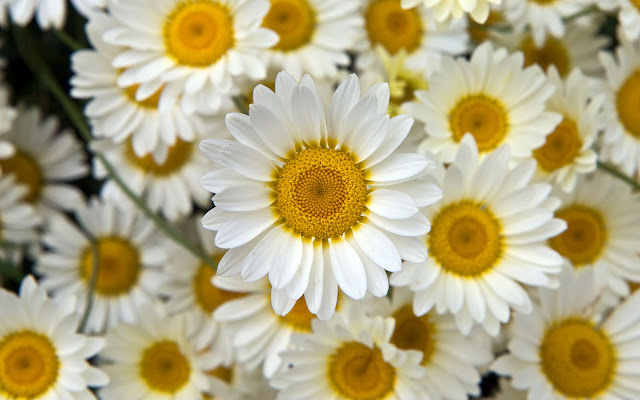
[260,0,363,79]
[104,0,278,114]
[401,0,499,23]
[271,301,431,399]
[201,72,441,319]
[391,135,566,335]
[0,175,40,246]
[492,267,640,400]
[99,304,215,400]
[548,171,640,299]
[599,42,640,177]
[597,0,640,42]
[355,0,468,72]
[0,275,108,399]
[0,85,16,159]
[531,67,601,192]
[0,106,88,216]
[405,42,561,164]
[36,197,166,333]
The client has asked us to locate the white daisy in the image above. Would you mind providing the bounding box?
[0,275,108,399]
[200,72,441,319]
[99,304,215,400]
[355,0,468,72]
[599,42,640,177]
[271,301,431,399]
[401,0,499,23]
[0,106,89,217]
[597,0,640,42]
[405,42,562,164]
[391,135,566,335]
[104,0,278,115]
[0,175,40,246]
[0,85,16,159]
[260,0,363,80]
[492,267,640,400]
[35,197,166,333]
[0,0,66,29]
[69,0,106,17]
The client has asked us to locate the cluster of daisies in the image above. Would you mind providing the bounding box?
[2,0,640,399]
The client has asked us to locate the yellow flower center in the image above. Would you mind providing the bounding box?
[533,117,582,173]
[616,69,640,139]
[80,237,141,296]
[540,318,615,398]
[390,305,437,366]
[140,341,191,393]
[429,201,503,277]
[629,280,640,293]
[632,0,640,10]
[262,0,315,51]
[164,0,234,67]
[193,262,245,313]
[521,35,570,77]
[208,365,232,382]
[468,11,503,44]
[365,0,422,55]
[276,147,368,239]
[0,150,44,203]
[123,84,163,109]
[0,331,59,399]
[328,341,396,400]
[449,95,508,153]
[549,205,606,267]
[278,296,316,332]
[126,138,193,176]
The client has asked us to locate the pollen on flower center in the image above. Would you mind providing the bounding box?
[0,331,59,398]
[449,95,508,152]
[164,0,234,67]
[390,306,437,365]
[365,0,422,55]
[616,69,640,139]
[539,318,615,397]
[278,296,316,332]
[126,138,193,176]
[275,147,368,239]
[140,341,191,393]
[193,261,245,313]
[533,117,582,172]
[549,205,606,267]
[262,0,315,51]
[328,341,396,400]
[521,36,570,77]
[80,237,141,296]
[429,201,503,277]
[0,150,44,203]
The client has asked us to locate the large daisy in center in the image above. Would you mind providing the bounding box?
[201,72,441,319]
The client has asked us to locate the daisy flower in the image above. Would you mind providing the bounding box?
[200,72,440,318]
[548,172,640,299]
[599,42,640,177]
[0,85,16,159]
[271,300,431,399]
[36,198,166,333]
[0,175,40,246]
[492,267,640,400]
[531,67,601,192]
[260,0,363,80]
[0,106,88,216]
[355,0,468,72]
[99,304,215,400]
[405,42,561,164]
[401,0,498,23]
[391,135,566,335]
[597,0,640,42]
[0,275,108,399]
[104,0,278,115]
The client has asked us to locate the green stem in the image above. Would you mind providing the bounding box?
[597,161,640,191]
[0,258,23,283]
[53,29,84,51]
[12,26,218,270]
[77,235,98,333]
[0,240,24,249]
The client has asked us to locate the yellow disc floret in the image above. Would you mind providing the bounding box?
[616,69,640,139]
[193,262,245,313]
[390,306,437,365]
[549,205,607,267]
[126,138,193,176]
[429,201,503,277]
[539,318,615,398]
[328,341,396,400]
[0,150,44,203]
[0,331,59,398]
[449,95,508,152]
[533,117,582,172]
[365,0,422,55]
[276,147,368,239]
[521,36,570,77]
[164,0,234,67]
[80,237,141,296]
[140,341,191,393]
[278,296,316,332]
[262,0,315,51]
